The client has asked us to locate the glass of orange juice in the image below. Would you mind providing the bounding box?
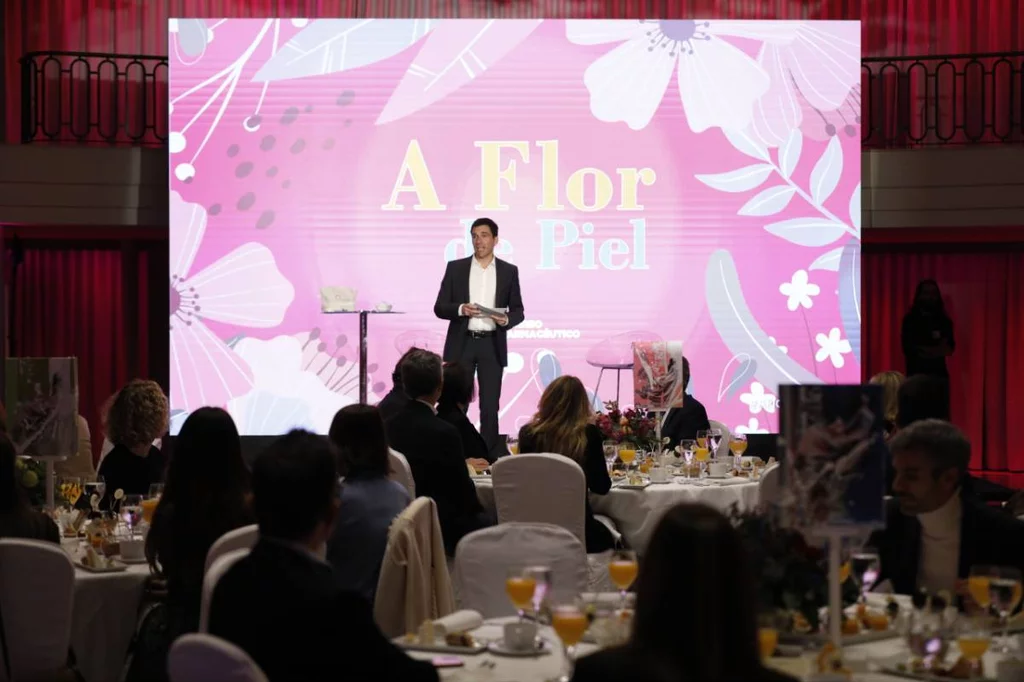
[693,443,710,478]
[956,616,991,679]
[506,568,537,622]
[618,447,637,475]
[140,497,160,524]
[609,549,639,610]
[551,599,588,682]
[967,566,993,614]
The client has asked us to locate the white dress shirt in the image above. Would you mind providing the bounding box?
[917,489,962,594]
[464,257,497,332]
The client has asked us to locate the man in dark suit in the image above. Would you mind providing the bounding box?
[661,357,711,450]
[870,420,1024,602]
[434,217,524,459]
[208,430,437,682]
[385,349,493,555]
[376,346,422,422]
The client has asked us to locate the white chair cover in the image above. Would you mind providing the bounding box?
[199,548,250,634]
[453,523,587,618]
[758,463,782,508]
[204,524,259,574]
[388,448,416,498]
[0,539,75,682]
[709,419,732,459]
[491,453,586,545]
[168,633,268,682]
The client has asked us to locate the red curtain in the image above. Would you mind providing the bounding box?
[862,245,1024,486]
[8,240,164,463]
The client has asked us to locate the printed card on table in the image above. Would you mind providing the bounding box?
[779,384,887,533]
[632,341,684,411]
[4,357,80,459]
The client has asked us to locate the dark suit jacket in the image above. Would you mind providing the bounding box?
[209,539,437,682]
[661,395,712,449]
[437,403,494,464]
[385,401,488,554]
[517,423,615,553]
[0,509,60,544]
[572,645,799,682]
[870,493,1024,598]
[433,256,525,366]
[377,388,409,423]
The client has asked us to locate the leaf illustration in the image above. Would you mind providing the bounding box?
[253,19,435,83]
[717,353,758,402]
[837,239,861,362]
[705,250,821,391]
[808,247,844,272]
[177,19,209,59]
[377,19,542,125]
[779,129,802,179]
[764,217,847,247]
[535,349,562,389]
[738,186,796,217]
[849,183,861,233]
[695,164,773,193]
[224,334,247,349]
[809,136,843,205]
[724,128,770,162]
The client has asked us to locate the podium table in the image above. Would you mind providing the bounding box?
[322,310,402,404]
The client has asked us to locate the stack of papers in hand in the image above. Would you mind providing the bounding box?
[474,304,506,317]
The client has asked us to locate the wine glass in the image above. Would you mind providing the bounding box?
[956,615,991,680]
[602,441,618,473]
[967,565,994,616]
[729,434,748,471]
[121,494,144,535]
[506,568,537,622]
[988,565,1022,652]
[148,483,164,498]
[523,565,552,618]
[850,548,881,603]
[608,549,639,610]
[678,439,695,479]
[551,598,588,682]
[708,427,724,459]
[617,447,637,475]
[693,442,711,479]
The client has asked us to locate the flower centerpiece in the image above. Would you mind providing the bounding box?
[730,506,859,633]
[14,456,47,507]
[594,401,666,453]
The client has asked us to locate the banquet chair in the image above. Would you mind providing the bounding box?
[454,523,587,618]
[388,448,416,498]
[758,463,782,508]
[199,548,250,634]
[709,420,732,459]
[0,539,75,682]
[491,453,615,590]
[168,633,268,682]
[204,524,259,574]
[374,497,456,638]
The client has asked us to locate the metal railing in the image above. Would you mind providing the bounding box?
[17,50,1024,148]
[861,51,1024,147]
[20,51,168,146]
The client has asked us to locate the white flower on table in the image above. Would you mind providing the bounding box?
[739,382,777,415]
[565,20,795,132]
[815,327,852,368]
[779,270,819,311]
[769,336,788,354]
[735,418,769,435]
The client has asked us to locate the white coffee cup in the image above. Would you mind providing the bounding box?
[503,621,538,652]
[649,466,669,483]
[708,460,732,477]
[120,538,145,562]
[375,301,393,312]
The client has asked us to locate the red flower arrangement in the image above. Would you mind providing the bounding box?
[594,401,665,452]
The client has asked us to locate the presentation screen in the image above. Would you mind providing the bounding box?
[168,18,861,436]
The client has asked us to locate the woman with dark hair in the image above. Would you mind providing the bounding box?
[572,504,797,682]
[518,376,614,554]
[0,432,59,542]
[327,404,410,604]
[901,279,955,378]
[438,362,493,468]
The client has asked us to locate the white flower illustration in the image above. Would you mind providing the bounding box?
[565,20,796,132]
[769,336,789,354]
[739,382,777,415]
[779,269,820,311]
[815,327,852,368]
[735,418,769,435]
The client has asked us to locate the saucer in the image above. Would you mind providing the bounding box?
[487,639,551,657]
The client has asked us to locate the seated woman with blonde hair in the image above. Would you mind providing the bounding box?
[517,376,614,554]
[869,370,905,439]
[97,379,169,498]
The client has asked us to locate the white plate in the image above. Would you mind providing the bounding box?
[75,560,127,573]
[648,479,672,485]
[615,482,651,490]
[118,556,148,565]
[487,639,551,657]
[394,638,486,656]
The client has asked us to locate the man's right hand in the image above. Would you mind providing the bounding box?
[461,303,481,317]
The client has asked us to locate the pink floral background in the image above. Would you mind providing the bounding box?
[168,18,861,436]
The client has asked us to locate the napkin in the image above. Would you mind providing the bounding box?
[432,610,483,637]
[708,476,749,486]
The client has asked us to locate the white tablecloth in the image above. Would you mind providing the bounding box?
[72,563,150,682]
[474,477,760,554]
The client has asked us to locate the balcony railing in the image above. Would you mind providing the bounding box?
[20,51,168,147]
[18,50,1024,148]
[861,52,1024,147]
